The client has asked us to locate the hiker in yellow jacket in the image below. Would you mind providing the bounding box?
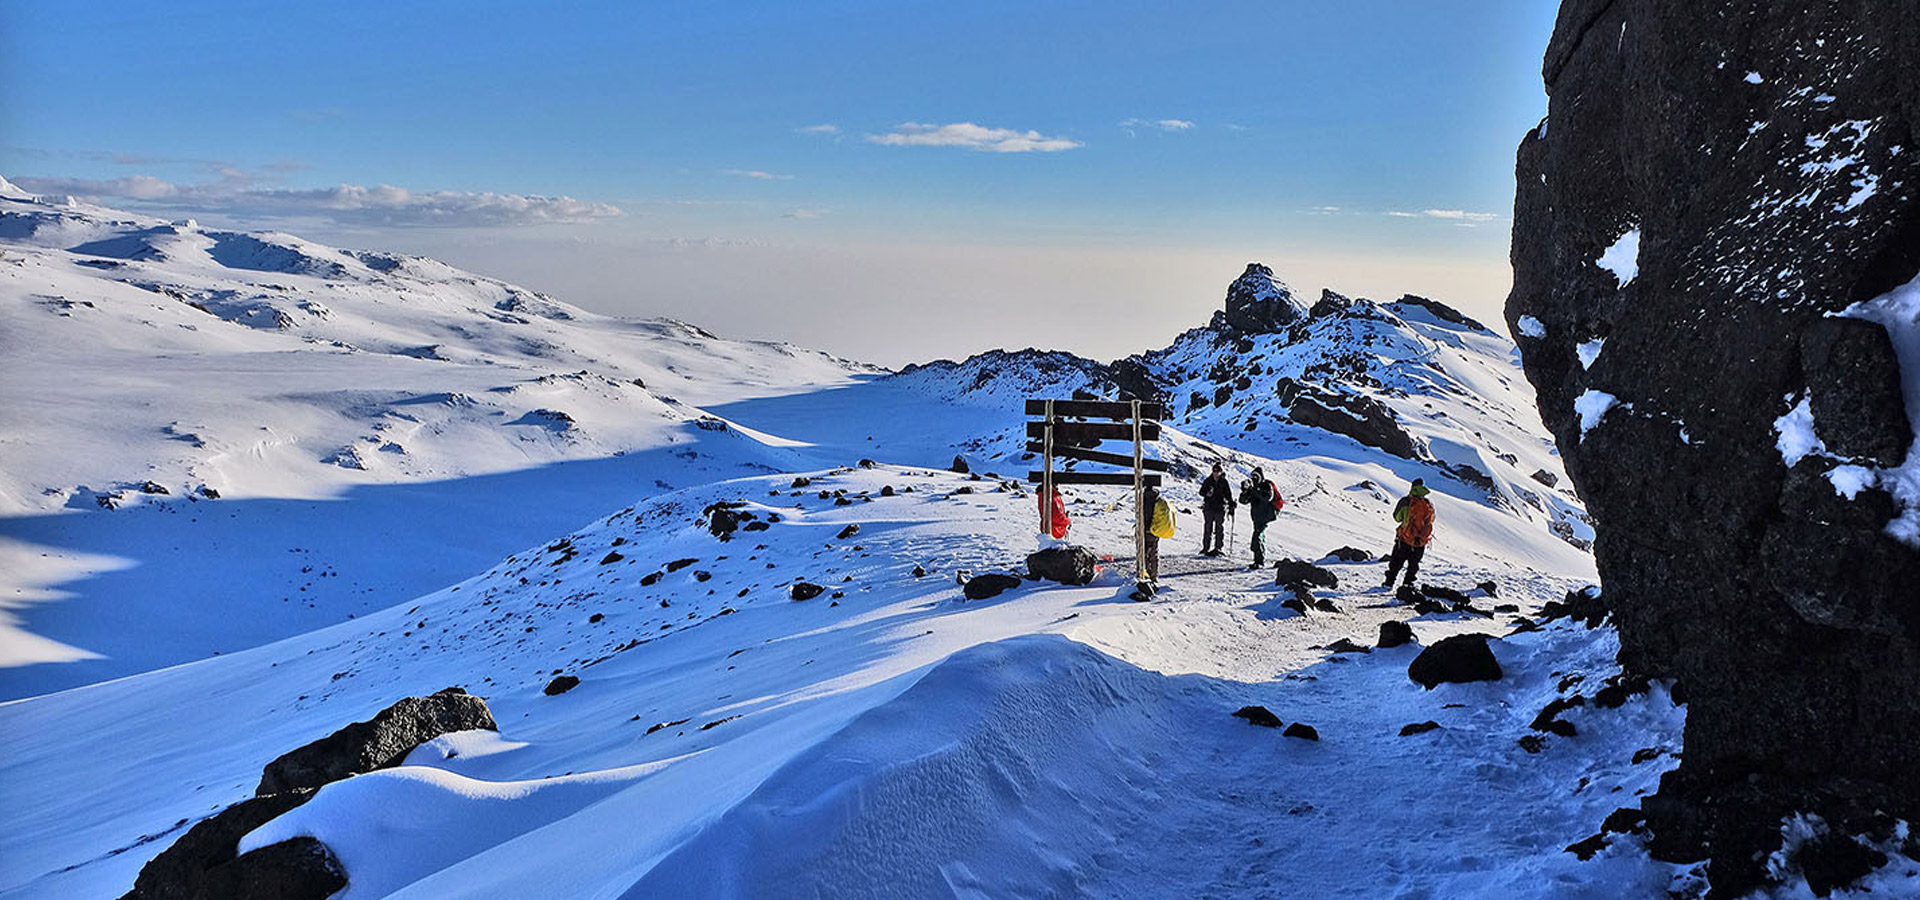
[1134,485,1175,601]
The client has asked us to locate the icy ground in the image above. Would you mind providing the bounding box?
[1,181,1900,898]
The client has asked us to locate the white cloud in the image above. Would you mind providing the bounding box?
[1308,205,1341,214]
[867,122,1081,153]
[721,169,792,181]
[783,208,828,220]
[1386,208,1502,224]
[797,124,841,135]
[14,174,622,227]
[1119,118,1195,133]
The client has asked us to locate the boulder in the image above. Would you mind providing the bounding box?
[950,456,969,474]
[544,675,580,696]
[789,582,825,601]
[1323,546,1373,563]
[836,524,860,540]
[256,687,495,796]
[1399,721,1442,737]
[1282,722,1320,741]
[1232,705,1283,728]
[1407,634,1502,689]
[1377,620,1416,649]
[963,573,1024,600]
[1026,546,1097,585]
[121,791,327,900]
[1509,1,1920,892]
[1272,558,1339,590]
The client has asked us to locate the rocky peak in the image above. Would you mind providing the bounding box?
[1507,1,1920,895]
[1210,262,1308,334]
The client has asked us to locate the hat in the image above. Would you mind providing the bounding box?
[1409,482,1430,498]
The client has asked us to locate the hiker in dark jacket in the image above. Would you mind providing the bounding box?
[1198,462,1235,556]
[1384,478,1436,589]
[1239,467,1283,569]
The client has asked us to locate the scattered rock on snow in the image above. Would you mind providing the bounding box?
[1273,558,1338,589]
[1399,721,1443,736]
[255,687,496,795]
[950,456,970,474]
[1026,545,1097,585]
[1407,634,1503,689]
[1283,722,1320,741]
[836,524,860,540]
[544,675,581,696]
[1325,638,1370,655]
[1377,620,1415,649]
[1322,546,1372,563]
[963,573,1023,600]
[1232,705,1283,728]
[789,582,825,601]
[599,551,624,565]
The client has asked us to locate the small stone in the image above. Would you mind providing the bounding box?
[1408,633,1503,688]
[963,573,1023,600]
[1377,620,1415,648]
[544,675,580,696]
[1282,722,1319,741]
[837,524,860,540]
[790,582,825,601]
[1399,721,1442,736]
[599,551,624,566]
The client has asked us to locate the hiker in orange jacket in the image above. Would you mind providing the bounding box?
[1383,478,1435,589]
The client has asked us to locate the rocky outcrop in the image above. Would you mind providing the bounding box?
[1210,263,1309,334]
[1389,294,1490,333]
[1508,2,1920,894]
[1276,377,1421,459]
[131,688,496,900]
[1309,288,1354,318]
[257,687,497,795]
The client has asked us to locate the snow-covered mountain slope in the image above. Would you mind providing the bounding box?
[0,184,876,692]
[4,462,1680,900]
[1,189,1810,899]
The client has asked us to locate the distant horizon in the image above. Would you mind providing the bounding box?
[0,0,1558,367]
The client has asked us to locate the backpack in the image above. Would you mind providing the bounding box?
[1149,498,1176,538]
[1393,496,1410,524]
[1247,480,1281,524]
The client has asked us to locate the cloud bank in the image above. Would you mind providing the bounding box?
[1120,118,1195,132]
[1387,208,1501,224]
[867,122,1081,153]
[13,174,622,227]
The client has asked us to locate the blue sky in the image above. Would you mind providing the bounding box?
[2,1,1559,365]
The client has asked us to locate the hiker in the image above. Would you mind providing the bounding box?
[1133,484,1175,600]
[1041,485,1070,539]
[1238,467,1283,569]
[1384,478,1436,589]
[1198,462,1235,556]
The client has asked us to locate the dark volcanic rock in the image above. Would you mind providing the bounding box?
[1391,294,1490,333]
[789,582,825,601]
[1210,263,1309,334]
[1508,3,1920,893]
[1272,558,1339,590]
[544,675,580,696]
[962,573,1024,600]
[1323,546,1373,563]
[1282,722,1320,741]
[950,456,969,474]
[1377,619,1416,649]
[256,687,496,795]
[1309,288,1354,318]
[198,837,348,900]
[122,791,323,900]
[1276,377,1420,459]
[1232,705,1283,728]
[1026,545,1098,585]
[1407,634,1502,689]
[836,524,860,540]
[1399,721,1443,736]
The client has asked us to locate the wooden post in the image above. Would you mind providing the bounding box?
[1041,399,1055,536]
[1132,399,1146,585]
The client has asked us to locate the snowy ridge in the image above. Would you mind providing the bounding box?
[3,196,1826,899]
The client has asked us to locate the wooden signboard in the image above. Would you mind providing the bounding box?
[1025,397,1164,586]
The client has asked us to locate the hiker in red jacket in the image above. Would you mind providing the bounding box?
[1384,478,1436,588]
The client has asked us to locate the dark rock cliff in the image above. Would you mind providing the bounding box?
[1507,1,1920,895]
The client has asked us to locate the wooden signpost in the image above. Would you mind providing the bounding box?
[1024,398,1167,585]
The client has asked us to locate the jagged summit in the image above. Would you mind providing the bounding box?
[1210,261,1309,334]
